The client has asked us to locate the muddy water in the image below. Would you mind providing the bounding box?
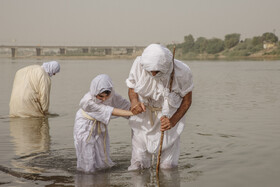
[0,58,280,187]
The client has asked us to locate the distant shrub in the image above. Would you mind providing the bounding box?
[264,49,280,55]
[223,50,250,57]
[206,38,224,54]
[193,37,208,53]
[224,33,240,49]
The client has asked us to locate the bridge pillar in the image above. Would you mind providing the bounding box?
[36,48,43,56]
[60,48,66,55]
[82,48,89,53]
[11,48,17,57]
[126,48,133,55]
[105,48,112,55]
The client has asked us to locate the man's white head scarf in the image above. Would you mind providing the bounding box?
[131,44,173,101]
[140,44,173,77]
[42,61,60,77]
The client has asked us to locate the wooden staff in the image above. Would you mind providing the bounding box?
[156,45,176,175]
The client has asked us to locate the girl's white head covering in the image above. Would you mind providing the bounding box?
[140,44,173,77]
[41,61,60,77]
[90,74,113,96]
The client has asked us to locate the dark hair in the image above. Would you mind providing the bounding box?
[101,90,111,96]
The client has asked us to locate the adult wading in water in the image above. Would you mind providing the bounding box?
[126,44,193,170]
[9,61,60,117]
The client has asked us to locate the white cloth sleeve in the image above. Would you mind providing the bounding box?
[162,60,193,117]
[79,93,114,125]
[38,71,51,113]
[110,92,131,119]
[111,93,131,110]
[172,60,194,97]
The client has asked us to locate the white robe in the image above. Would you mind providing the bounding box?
[74,91,130,173]
[9,65,51,117]
[126,52,193,170]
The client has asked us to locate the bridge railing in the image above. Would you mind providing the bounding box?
[0,45,145,57]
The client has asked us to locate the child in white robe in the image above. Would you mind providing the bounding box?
[74,74,133,173]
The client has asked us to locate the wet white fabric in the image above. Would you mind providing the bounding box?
[126,44,193,170]
[9,65,51,117]
[41,61,60,77]
[74,74,131,173]
[79,92,114,125]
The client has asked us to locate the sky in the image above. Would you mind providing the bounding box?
[0,0,280,46]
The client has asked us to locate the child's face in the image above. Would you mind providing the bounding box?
[96,92,110,102]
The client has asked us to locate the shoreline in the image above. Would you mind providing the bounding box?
[181,55,280,61]
[0,54,280,61]
[0,54,138,60]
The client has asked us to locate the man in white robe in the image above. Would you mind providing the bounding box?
[126,44,193,170]
[9,61,60,117]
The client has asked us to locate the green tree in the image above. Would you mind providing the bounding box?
[182,34,194,53]
[224,33,241,49]
[262,32,278,43]
[193,37,208,53]
[206,38,224,54]
[252,36,263,46]
[227,37,263,56]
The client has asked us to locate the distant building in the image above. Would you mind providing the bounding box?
[263,42,276,49]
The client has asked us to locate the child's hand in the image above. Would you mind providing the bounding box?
[131,102,145,115]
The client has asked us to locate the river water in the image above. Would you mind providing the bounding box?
[0,58,280,187]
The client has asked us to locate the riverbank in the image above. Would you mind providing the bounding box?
[0,54,139,60]
[1,51,280,61]
[171,46,280,61]
[180,54,280,61]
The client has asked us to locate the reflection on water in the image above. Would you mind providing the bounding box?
[9,117,50,173]
[130,168,181,187]
[10,117,50,157]
[75,171,110,187]
[74,168,181,187]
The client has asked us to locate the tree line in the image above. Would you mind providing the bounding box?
[167,32,280,58]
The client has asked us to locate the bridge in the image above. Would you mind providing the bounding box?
[0,45,145,57]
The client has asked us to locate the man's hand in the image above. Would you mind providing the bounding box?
[131,102,145,115]
[161,91,192,131]
[160,116,173,131]
[128,88,146,115]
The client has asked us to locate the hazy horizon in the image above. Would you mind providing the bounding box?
[1,0,280,46]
